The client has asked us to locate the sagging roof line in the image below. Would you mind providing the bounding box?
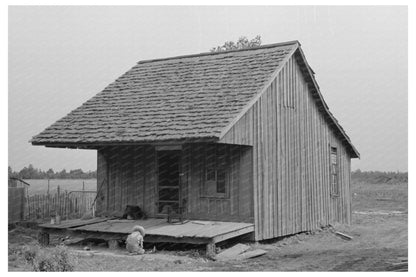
[138,40,300,64]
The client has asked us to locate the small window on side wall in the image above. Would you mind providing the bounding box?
[202,145,229,198]
[330,146,339,197]
[216,170,226,193]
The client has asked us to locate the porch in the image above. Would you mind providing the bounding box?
[38,217,254,256]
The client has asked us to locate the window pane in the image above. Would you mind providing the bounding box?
[158,151,180,187]
[331,176,338,194]
[159,188,179,201]
[216,170,226,193]
[331,147,337,164]
[206,169,216,181]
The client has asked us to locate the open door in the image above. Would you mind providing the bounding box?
[157,150,181,214]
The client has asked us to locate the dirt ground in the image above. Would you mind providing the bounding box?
[8,181,408,271]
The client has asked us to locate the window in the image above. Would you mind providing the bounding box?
[330,146,339,196]
[202,144,229,198]
[216,170,226,193]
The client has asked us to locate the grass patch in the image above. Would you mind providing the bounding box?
[20,244,76,271]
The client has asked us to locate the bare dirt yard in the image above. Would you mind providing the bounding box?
[8,181,407,271]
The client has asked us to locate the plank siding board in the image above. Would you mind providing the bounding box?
[136,146,145,209]
[219,54,353,240]
[274,78,280,237]
[96,149,107,215]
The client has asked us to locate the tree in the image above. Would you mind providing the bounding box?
[69,169,84,179]
[10,164,97,179]
[8,166,13,178]
[210,35,262,52]
[46,168,55,179]
[19,164,38,179]
[58,169,67,179]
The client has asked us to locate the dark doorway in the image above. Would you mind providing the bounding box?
[157,150,181,214]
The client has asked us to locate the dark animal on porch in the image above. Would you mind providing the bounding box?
[122,205,147,220]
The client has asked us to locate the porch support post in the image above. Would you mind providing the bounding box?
[38,229,50,246]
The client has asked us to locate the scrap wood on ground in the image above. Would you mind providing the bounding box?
[215,243,267,261]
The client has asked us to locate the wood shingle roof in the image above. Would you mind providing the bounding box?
[31,41,298,145]
[31,40,358,158]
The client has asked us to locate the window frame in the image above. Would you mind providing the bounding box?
[201,145,230,199]
[330,146,340,197]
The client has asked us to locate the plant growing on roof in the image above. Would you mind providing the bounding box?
[210,35,262,52]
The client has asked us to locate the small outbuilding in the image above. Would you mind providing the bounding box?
[32,40,359,242]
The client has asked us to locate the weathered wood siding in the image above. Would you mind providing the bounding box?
[96,145,157,217]
[8,187,25,223]
[183,143,254,222]
[96,144,253,222]
[220,53,353,240]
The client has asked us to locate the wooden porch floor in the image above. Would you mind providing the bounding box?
[39,217,254,254]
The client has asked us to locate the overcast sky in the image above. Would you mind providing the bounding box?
[8,6,407,172]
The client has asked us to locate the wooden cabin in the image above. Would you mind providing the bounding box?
[32,40,359,242]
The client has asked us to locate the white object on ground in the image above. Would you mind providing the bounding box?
[126,225,145,255]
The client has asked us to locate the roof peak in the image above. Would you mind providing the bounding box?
[138,40,300,64]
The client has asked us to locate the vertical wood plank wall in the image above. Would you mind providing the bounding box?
[96,144,254,222]
[183,143,253,222]
[220,54,353,240]
[96,146,156,217]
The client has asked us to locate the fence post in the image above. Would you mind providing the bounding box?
[92,201,95,218]
[41,194,44,219]
[47,192,49,219]
[46,194,49,219]
[82,181,85,216]
[25,187,29,220]
[35,195,37,219]
[57,185,60,217]
[65,191,68,220]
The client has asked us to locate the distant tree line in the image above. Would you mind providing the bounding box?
[8,165,97,180]
[351,169,407,184]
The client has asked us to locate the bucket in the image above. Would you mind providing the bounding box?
[55,215,61,225]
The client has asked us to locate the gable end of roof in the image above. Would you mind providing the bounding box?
[218,43,360,159]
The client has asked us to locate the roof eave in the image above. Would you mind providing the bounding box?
[30,136,221,149]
